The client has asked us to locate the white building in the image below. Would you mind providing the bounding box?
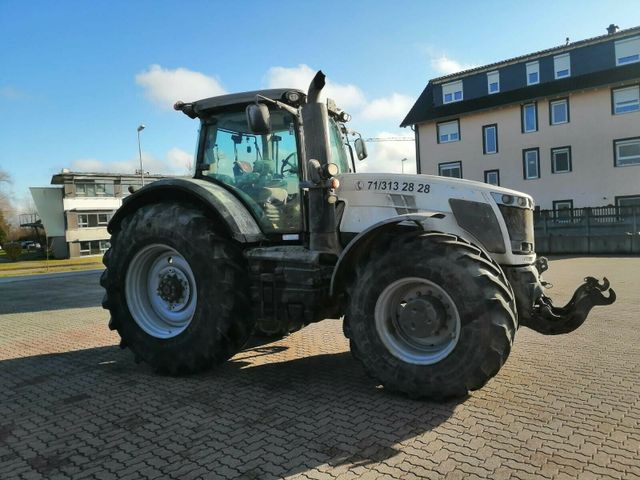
[401,25,640,212]
[31,171,167,258]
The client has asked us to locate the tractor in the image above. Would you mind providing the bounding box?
[101,71,616,398]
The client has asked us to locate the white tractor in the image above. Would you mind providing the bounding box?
[101,71,615,399]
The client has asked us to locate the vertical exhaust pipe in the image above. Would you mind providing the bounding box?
[301,71,341,255]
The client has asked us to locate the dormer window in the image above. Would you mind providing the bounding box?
[526,61,540,85]
[554,53,571,79]
[487,71,500,94]
[615,36,640,65]
[442,81,463,104]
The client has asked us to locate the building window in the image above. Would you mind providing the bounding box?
[442,81,463,104]
[612,85,640,114]
[437,120,460,143]
[554,53,571,79]
[521,103,537,133]
[439,161,462,178]
[522,148,540,179]
[77,212,112,228]
[482,124,498,154]
[615,36,640,66]
[549,98,569,124]
[551,147,572,173]
[552,200,574,222]
[79,240,110,256]
[487,71,499,94]
[484,169,500,186]
[75,182,114,197]
[614,137,640,167]
[616,195,640,209]
[526,61,539,85]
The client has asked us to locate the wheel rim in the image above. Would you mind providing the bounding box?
[374,277,461,365]
[125,244,197,339]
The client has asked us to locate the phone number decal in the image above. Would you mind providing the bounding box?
[356,180,430,193]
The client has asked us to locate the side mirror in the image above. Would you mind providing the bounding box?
[354,137,368,161]
[246,103,271,134]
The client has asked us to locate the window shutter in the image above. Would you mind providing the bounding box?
[615,86,639,104]
[615,36,640,64]
[554,54,570,77]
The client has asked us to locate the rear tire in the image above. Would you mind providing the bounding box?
[101,202,253,374]
[346,232,517,399]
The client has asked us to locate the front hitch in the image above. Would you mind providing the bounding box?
[521,276,616,335]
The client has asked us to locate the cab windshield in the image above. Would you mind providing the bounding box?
[200,109,300,233]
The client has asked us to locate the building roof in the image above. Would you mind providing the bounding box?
[51,171,171,184]
[401,25,640,127]
[431,25,640,84]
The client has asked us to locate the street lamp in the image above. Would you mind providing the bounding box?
[401,157,407,174]
[137,124,146,186]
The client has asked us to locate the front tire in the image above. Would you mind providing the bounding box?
[346,232,517,399]
[101,202,253,374]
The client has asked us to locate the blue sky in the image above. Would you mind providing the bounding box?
[1,0,639,210]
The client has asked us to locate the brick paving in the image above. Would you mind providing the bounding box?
[0,257,638,479]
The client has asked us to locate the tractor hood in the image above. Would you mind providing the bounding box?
[335,172,533,214]
[335,172,536,265]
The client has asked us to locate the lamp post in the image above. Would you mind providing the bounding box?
[137,124,146,186]
[401,157,407,174]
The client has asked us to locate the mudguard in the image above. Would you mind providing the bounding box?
[108,178,266,243]
[330,213,449,297]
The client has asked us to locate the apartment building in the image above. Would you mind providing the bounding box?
[401,25,640,211]
[30,171,167,258]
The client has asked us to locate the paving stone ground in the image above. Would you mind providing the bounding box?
[0,257,638,479]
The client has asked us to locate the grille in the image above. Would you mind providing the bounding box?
[498,205,535,254]
[450,199,506,253]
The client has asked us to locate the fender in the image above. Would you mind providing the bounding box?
[108,178,266,243]
[330,212,454,297]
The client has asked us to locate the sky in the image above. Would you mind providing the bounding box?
[1,0,639,212]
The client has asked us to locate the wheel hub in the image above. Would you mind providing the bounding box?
[157,273,185,304]
[398,296,446,338]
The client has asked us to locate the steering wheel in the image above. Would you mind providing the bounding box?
[280,152,298,176]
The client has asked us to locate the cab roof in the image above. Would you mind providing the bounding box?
[176,88,306,119]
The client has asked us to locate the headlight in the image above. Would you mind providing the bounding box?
[492,192,531,209]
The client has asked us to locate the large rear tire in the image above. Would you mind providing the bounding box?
[346,232,517,399]
[101,202,253,374]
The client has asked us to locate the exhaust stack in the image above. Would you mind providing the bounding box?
[301,71,341,255]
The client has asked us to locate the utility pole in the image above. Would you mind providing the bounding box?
[401,157,407,174]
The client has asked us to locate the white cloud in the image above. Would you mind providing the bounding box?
[360,93,414,121]
[264,64,366,110]
[0,86,28,100]
[357,132,416,174]
[135,65,227,109]
[166,147,193,171]
[71,159,106,171]
[70,148,193,176]
[431,55,477,76]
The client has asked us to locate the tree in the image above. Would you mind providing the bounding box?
[0,169,13,246]
[0,210,8,246]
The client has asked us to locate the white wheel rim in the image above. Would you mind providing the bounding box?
[374,277,461,365]
[125,244,197,339]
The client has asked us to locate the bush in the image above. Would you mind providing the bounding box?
[3,242,22,262]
